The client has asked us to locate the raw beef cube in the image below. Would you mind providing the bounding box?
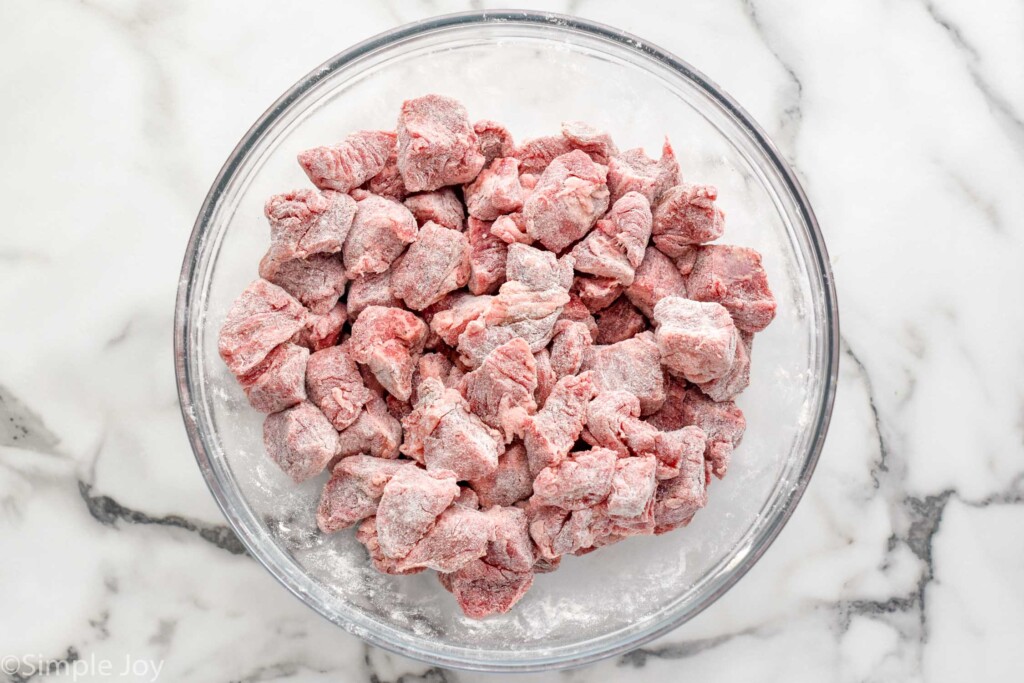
[572,275,623,312]
[475,119,515,167]
[605,456,658,519]
[346,270,401,319]
[294,301,347,351]
[561,120,618,164]
[584,390,644,456]
[505,243,574,292]
[594,297,646,345]
[470,442,534,507]
[523,372,596,475]
[653,296,738,384]
[376,465,460,559]
[513,134,573,174]
[306,343,373,431]
[483,505,535,572]
[429,293,494,346]
[625,246,688,317]
[397,94,485,191]
[363,133,407,200]
[260,190,357,278]
[400,378,459,462]
[673,245,699,276]
[349,306,428,401]
[533,555,561,573]
[698,331,752,402]
[298,130,394,193]
[424,399,503,481]
[391,222,471,310]
[608,140,679,204]
[404,188,465,231]
[460,338,538,442]
[465,217,508,295]
[556,294,599,340]
[528,503,598,559]
[343,193,418,277]
[356,517,425,575]
[264,253,347,315]
[648,425,707,481]
[416,352,455,389]
[531,447,617,510]
[581,332,665,415]
[455,486,480,509]
[262,401,338,483]
[335,394,403,459]
[398,506,494,573]
[686,245,777,333]
[316,456,411,533]
[652,184,725,256]
[533,349,557,407]
[239,342,309,414]
[569,191,652,285]
[218,279,308,376]
[646,375,688,431]
[549,321,592,378]
[680,388,746,479]
[523,150,610,252]
[443,559,534,618]
[464,157,524,221]
[490,211,532,245]
[653,441,708,533]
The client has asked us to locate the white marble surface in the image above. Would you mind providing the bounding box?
[1,0,1022,681]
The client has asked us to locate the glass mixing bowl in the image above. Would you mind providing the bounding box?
[174,10,838,672]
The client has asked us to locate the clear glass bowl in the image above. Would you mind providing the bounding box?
[174,10,838,672]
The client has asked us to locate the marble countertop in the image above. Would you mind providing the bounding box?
[2,0,1022,681]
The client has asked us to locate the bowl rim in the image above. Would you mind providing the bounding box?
[174,8,839,672]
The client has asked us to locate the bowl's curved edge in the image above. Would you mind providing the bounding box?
[174,8,840,673]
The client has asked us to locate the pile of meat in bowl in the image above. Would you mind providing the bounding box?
[217,94,776,618]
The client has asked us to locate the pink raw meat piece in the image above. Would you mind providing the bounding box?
[298,130,393,192]
[397,94,485,191]
[653,296,738,383]
[673,246,699,276]
[260,190,357,279]
[346,270,400,319]
[414,352,456,397]
[429,293,494,346]
[698,330,752,402]
[584,390,644,456]
[523,150,610,252]
[459,338,538,442]
[262,401,338,483]
[335,394,403,460]
[605,456,658,519]
[549,321,592,379]
[391,221,471,310]
[376,465,460,559]
[470,442,533,507]
[474,120,515,167]
[561,120,618,165]
[646,375,689,431]
[608,139,679,204]
[316,456,412,533]
[465,157,524,221]
[653,438,708,533]
[513,134,573,174]
[343,193,418,278]
[572,275,622,312]
[356,517,425,575]
[533,555,561,573]
[218,279,308,376]
[569,191,652,286]
[523,372,596,475]
[686,245,777,333]
[483,505,535,572]
[648,425,707,481]
[490,211,532,245]
[443,559,534,618]
[456,486,480,509]
[528,503,598,559]
[680,387,745,479]
[625,246,688,317]
[465,216,508,295]
[238,342,308,414]
[581,332,665,415]
[293,301,347,351]
[363,132,407,200]
[556,294,599,340]
[404,188,465,231]
[652,184,725,257]
[594,296,646,345]
[385,394,413,424]
[306,343,373,431]
[506,243,574,291]
[398,505,494,572]
[400,378,459,462]
[533,348,556,407]
[349,306,428,401]
[531,447,617,510]
[264,253,347,315]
